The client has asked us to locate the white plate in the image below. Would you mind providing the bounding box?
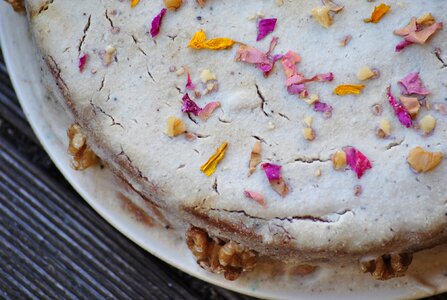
[1,4,447,299]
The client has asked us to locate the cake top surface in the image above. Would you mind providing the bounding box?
[27,0,447,254]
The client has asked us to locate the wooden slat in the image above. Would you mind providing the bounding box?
[0,45,442,300]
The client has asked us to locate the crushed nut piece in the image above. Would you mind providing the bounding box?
[340,35,352,47]
[377,118,391,138]
[322,0,343,12]
[303,127,315,141]
[200,69,217,83]
[315,169,322,177]
[311,6,332,28]
[372,103,383,116]
[357,66,375,81]
[304,116,313,127]
[67,124,99,170]
[332,150,347,170]
[400,96,420,118]
[419,114,436,135]
[104,45,116,65]
[186,226,257,281]
[407,146,443,173]
[360,253,413,280]
[166,116,186,137]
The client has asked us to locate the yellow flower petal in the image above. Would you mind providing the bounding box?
[130,0,140,8]
[364,3,391,24]
[188,30,237,50]
[200,142,228,176]
[333,84,366,95]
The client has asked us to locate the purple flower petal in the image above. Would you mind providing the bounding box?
[343,147,372,179]
[387,86,412,128]
[395,39,413,52]
[181,93,202,116]
[78,53,89,72]
[150,8,167,38]
[261,163,282,181]
[398,72,430,95]
[257,18,277,41]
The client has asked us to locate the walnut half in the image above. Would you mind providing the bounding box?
[360,253,413,280]
[67,124,99,170]
[5,0,25,12]
[186,226,257,281]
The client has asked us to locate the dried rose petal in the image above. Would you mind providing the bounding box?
[257,18,277,41]
[281,51,301,78]
[150,8,167,38]
[198,102,220,121]
[181,93,201,116]
[405,22,443,44]
[395,40,414,52]
[387,87,412,128]
[343,147,372,179]
[244,191,267,208]
[261,163,282,181]
[78,53,89,72]
[394,18,417,36]
[313,101,333,114]
[185,69,196,91]
[398,72,430,96]
[236,37,281,77]
[287,84,307,96]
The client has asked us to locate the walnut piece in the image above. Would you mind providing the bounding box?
[67,124,99,170]
[419,114,436,135]
[164,0,182,10]
[400,96,420,118]
[360,253,413,280]
[311,6,332,28]
[186,226,257,281]
[332,150,347,170]
[5,0,25,12]
[166,116,186,137]
[407,146,443,173]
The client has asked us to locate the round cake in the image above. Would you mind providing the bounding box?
[22,0,447,280]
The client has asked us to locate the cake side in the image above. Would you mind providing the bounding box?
[25,0,447,272]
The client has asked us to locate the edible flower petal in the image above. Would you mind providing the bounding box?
[150,8,167,38]
[387,86,412,128]
[235,37,281,76]
[257,18,277,41]
[261,163,288,197]
[198,102,221,121]
[248,141,262,175]
[398,72,430,96]
[200,142,228,176]
[404,22,443,44]
[333,84,365,95]
[181,94,202,116]
[363,3,391,24]
[188,30,237,50]
[395,40,413,52]
[281,51,301,78]
[343,147,372,179]
[261,163,281,181]
[185,68,196,91]
[78,53,89,72]
[244,191,267,208]
[313,101,333,114]
[130,0,140,8]
[394,17,417,36]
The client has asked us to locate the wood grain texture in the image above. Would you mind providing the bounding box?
[0,46,444,300]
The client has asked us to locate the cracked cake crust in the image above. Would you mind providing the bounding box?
[25,0,447,270]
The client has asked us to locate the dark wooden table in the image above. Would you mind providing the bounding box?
[0,45,445,300]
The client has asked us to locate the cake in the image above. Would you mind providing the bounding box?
[17,0,447,281]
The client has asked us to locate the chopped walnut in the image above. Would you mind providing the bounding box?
[186,226,257,280]
[357,66,375,81]
[5,0,25,12]
[67,124,99,170]
[419,114,436,135]
[164,0,182,10]
[400,96,420,118]
[321,0,343,12]
[360,253,413,280]
[377,118,391,138]
[332,150,347,170]
[303,127,315,141]
[166,116,186,137]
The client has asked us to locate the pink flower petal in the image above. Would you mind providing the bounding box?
[198,101,220,121]
[281,51,301,78]
[257,18,277,41]
[287,84,307,96]
[78,53,89,72]
[343,147,372,179]
[395,39,414,52]
[181,93,201,116]
[150,8,167,38]
[244,191,267,208]
[235,45,270,64]
[313,101,333,113]
[261,163,282,181]
[405,22,443,44]
[185,70,196,91]
[394,17,417,36]
[398,72,430,95]
[387,86,412,128]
